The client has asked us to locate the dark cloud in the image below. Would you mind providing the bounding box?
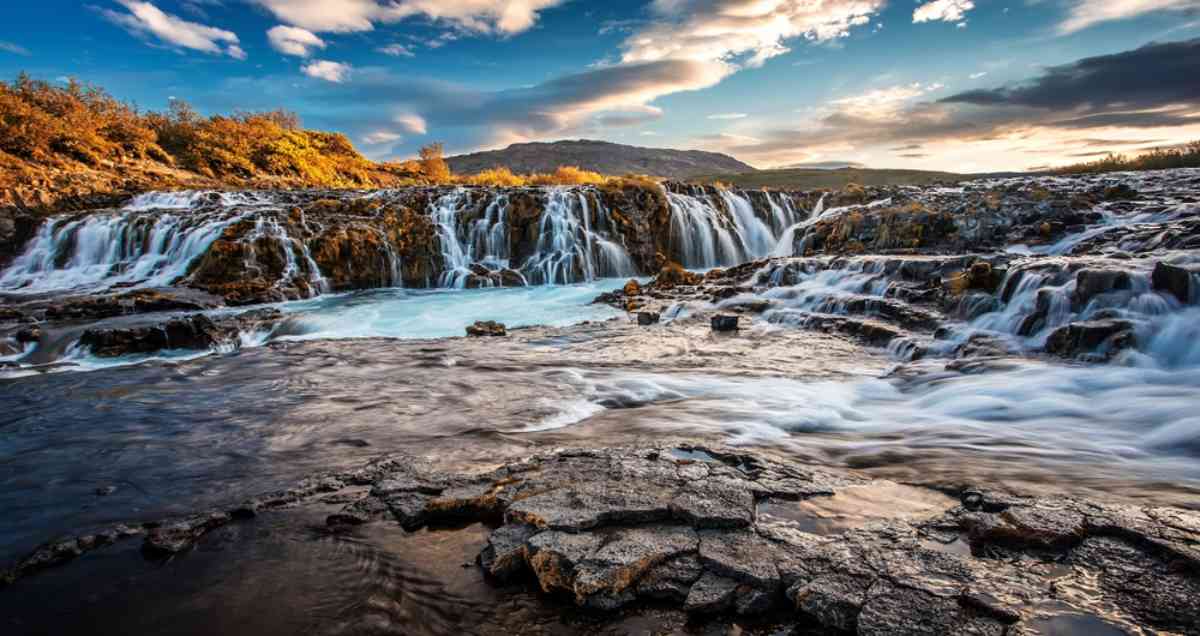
[940,38,1200,111]
[703,37,1200,164]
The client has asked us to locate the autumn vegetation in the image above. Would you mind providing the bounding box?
[0,74,666,198]
[1054,141,1200,175]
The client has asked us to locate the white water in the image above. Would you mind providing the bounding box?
[0,210,247,295]
[667,188,812,267]
[430,187,636,288]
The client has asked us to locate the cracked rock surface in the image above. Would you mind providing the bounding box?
[4,445,1199,635]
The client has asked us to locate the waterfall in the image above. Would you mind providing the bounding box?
[429,187,636,288]
[0,209,246,295]
[667,188,814,269]
[244,216,329,295]
[522,188,636,285]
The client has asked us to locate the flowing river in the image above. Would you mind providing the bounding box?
[1,170,1199,634]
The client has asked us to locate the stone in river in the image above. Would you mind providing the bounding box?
[711,315,739,332]
[465,320,507,337]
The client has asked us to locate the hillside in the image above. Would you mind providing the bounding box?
[689,167,1022,189]
[446,140,756,179]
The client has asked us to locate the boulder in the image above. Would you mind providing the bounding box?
[637,311,660,326]
[711,315,740,332]
[1044,319,1135,359]
[465,320,507,337]
[1152,261,1193,304]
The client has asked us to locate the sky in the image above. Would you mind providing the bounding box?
[1,0,1199,172]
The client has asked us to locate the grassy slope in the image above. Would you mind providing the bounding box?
[689,167,1025,189]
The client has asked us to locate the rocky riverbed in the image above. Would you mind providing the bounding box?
[1,169,1199,634]
[3,444,1197,635]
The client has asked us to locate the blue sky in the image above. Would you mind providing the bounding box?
[2,1,1199,172]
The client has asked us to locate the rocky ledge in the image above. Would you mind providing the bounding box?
[4,445,1197,634]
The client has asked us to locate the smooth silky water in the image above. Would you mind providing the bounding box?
[3,177,1200,634]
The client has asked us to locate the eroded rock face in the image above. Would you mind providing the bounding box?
[3,445,1198,634]
[77,309,282,357]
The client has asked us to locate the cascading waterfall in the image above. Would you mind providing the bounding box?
[243,216,330,295]
[0,208,247,295]
[666,188,815,268]
[522,188,636,285]
[430,187,636,288]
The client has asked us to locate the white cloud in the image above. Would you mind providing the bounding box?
[830,82,945,121]
[362,130,403,144]
[623,0,886,69]
[252,0,565,34]
[970,71,988,79]
[102,0,245,59]
[302,59,352,82]
[377,43,415,57]
[0,41,30,56]
[267,25,325,57]
[1059,0,1200,34]
[913,0,976,24]
[394,113,428,135]
[707,113,748,120]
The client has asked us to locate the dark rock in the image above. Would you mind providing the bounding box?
[637,311,660,325]
[711,315,740,332]
[14,326,41,344]
[1152,261,1193,304]
[1044,319,1135,359]
[684,572,739,613]
[465,320,507,337]
[1072,269,1131,308]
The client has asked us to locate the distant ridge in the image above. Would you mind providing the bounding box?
[445,139,756,179]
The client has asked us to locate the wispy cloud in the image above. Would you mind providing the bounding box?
[267,25,325,57]
[707,113,748,120]
[252,0,566,35]
[0,41,31,56]
[377,43,415,57]
[101,0,245,59]
[1059,0,1200,34]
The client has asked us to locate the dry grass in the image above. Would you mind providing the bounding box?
[1055,141,1200,174]
[0,73,669,195]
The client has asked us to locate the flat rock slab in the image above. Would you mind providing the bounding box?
[4,444,1199,635]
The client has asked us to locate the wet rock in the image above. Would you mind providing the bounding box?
[637,311,660,325]
[789,574,871,632]
[1152,261,1194,304]
[684,572,739,613]
[1073,269,1131,308]
[1044,319,1135,360]
[14,326,41,343]
[711,315,740,332]
[143,512,232,556]
[637,554,704,602]
[623,279,642,296]
[78,314,235,357]
[465,320,507,337]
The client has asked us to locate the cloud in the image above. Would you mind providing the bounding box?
[831,82,945,120]
[913,0,975,23]
[621,0,886,69]
[707,112,748,120]
[686,37,1200,167]
[293,58,729,150]
[302,59,352,82]
[101,0,245,59]
[0,41,31,56]
[395,113,427,134]
[252,0,565,34]
[267,25,325,57]
[377,43,415,57]
[362,130,403,144]
[1059,0,1200,34]
[969,71,987,79]
[939,38,1200,112]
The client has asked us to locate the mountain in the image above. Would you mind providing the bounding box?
[445,139,756,179]
[780,161,867,170]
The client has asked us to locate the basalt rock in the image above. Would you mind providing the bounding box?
[711,315,740,332]
[1152,261,1195,304]
[3,445,1198,634]
[77,309,282,357]
[1044,319,1135,360]
[465,320,507,337]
